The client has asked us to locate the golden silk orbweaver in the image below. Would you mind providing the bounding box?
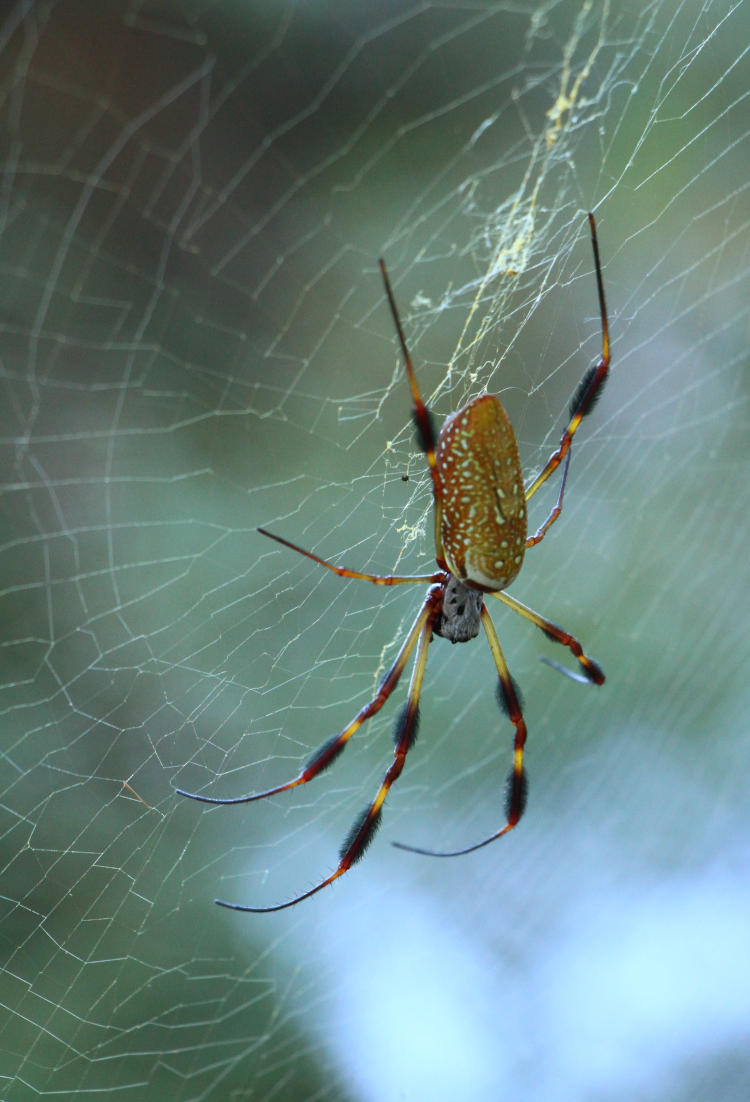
[179,213,610,912]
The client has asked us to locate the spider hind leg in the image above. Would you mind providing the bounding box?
[523,212,610,545]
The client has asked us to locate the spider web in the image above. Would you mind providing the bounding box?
[1,1,749,1099]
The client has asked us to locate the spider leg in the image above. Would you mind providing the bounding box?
[394,602,527,858]
[379,258,447,569]
[177,586,440,807]
[525,451,571,548]
[491,590,604,685]
[523,213,610,538]
[215,587,440,911]
[257,527,441,586]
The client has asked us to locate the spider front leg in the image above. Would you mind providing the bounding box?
[212,586,441,912]
[177,585,437,808]
[394,602,527,857]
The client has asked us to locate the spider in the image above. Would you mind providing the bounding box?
[178,212,610,913]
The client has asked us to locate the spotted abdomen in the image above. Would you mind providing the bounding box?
[436,394,527,591]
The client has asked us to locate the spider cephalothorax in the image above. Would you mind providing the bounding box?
[433,575,484,643]
[179,213,610,912]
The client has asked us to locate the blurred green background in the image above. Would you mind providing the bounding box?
[1,1,748,1099]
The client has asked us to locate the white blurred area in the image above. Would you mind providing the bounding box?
[263,800,750,1100]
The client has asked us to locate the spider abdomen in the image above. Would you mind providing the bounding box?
[436,394,527,592]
